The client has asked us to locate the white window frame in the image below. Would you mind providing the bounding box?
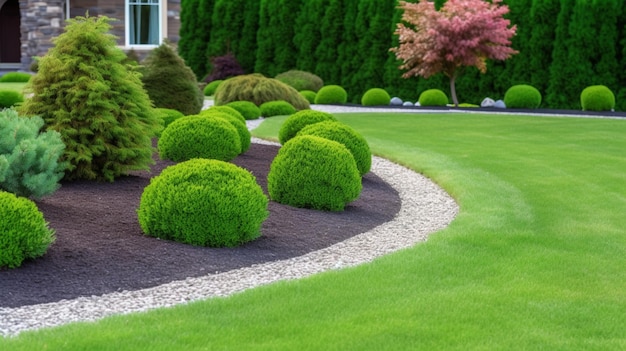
[125,0,164,48]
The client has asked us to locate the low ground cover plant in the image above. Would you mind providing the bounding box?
[504,84,542,109]
[580,85,615,111]
[278,110,337,144]
[0,191,55,269]
[260,100,297,117]
[138,158,268,247]
[361,88,391,106]
[314,85,348,104]
[225,101,262,120]
[268,135,362,211]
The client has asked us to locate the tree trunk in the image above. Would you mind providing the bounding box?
[449,72,459,107]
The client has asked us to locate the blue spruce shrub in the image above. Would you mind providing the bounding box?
[314,85,348,104]
[226,100,262,120]
[361,88,391,106]
[297,121,371,175]
[260,100,297,117]
[278,110,337,145]
[268,135,362,211]
[418,89,448,107]
[138,159,268,247]
[0,191,55,268]
[158,115,241,162]
[0,109,66,198]
[504,84,542,109]
[580,85,615,111]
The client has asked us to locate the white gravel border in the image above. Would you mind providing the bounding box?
[0,105,459,338]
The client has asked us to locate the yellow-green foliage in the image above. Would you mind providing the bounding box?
[199,110,251,153]
[138,159,268,247]
[418,89,449,107]
[0,191,55,268]
[275,70,324,92]
[297,121,372,175]
[214,74,310,110]
[204,105,246,124]
[0,90,24,108]
[268,135,362,211]
[580,85,615,111]
[154,108,184,130]
[226,101,262,120]
[504,84,542,109]
[361,88,391,106]
[204,79,223,96]
[260,100,296,117]
[278,110,337,144]
[314,85,348,104]
[299,90,316,104]
[0,72,32,83]
[158,115,241,162]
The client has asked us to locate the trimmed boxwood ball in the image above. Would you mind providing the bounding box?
[361,88,391,106]
[203,79,223,96]
[314,85,348,104]
[199,110,251,153]
[158,115,241,162]
[278,110,337,145]
[214,74,310,110]
[138,159,269,247]
[299,90,316,104]
[260,100,297,117]
[0,72,32,82]
[0,191,55,269]
[154,108,184,129]
[418,89,448,107]
[268,135,362,211]
[504,84,542,109]
[226,100,262,120]
[204,105,246,124]
[581,85,615,111]
[0,90,24,108]
[297,121,372,176]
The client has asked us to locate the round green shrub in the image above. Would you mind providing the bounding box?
[314,85,348,104]
[0,90,24,108]
[418,89,449,107]
[299,90,316,104]
[0,72,32,83]
[260,100,297,117]
[278,110,337,145]
[199,110,251,153]
[204,105,246,124]
[268,135,362,211]
[154,108,184,129]
[138,159,268,247]
[204,79,223,96]
[581,85,615,111]
[214,74,310,110]
[297,121,371,176]
[0,191,55,269]
[158,115,241,162]
[226,101,262,120]
[504,84,542,109]
[361,88,391,106]
[275,70,324,92]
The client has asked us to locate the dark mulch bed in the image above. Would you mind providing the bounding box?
[0,143,401,308]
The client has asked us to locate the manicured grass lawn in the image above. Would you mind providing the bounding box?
[2,112,625,350]
[0,82,27,93]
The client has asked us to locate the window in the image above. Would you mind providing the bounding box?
[127,0,161,46]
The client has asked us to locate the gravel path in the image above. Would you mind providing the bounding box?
[0,104,459,337]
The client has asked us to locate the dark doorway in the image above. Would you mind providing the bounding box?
[0,0,21,63]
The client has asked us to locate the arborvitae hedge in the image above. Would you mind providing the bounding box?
[315,0,344,84]
[294,0,328,73]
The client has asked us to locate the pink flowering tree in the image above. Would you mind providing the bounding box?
[391,0,518,106]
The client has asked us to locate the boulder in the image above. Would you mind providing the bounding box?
[390,97,403,106]
[481,97,495,107]
[402,101,414,107]
[494,100,506,109]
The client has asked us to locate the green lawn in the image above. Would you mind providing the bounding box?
[2,112,625,350]
[0,82,27,93]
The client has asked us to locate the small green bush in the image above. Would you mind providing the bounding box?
[158,115,241,162]
[260,100,297,117]
[199,110,251,153]
[0,72,32,83]
[204,80,223,96]
[314,85,348,104]
[138,159,268,247]
[418,89,449,107]
[0,191,55,269]
[581,85,615,111]
[226,101,262,120]
[0,90,24,108]
[299,90,316,104]
[275,70,324,92]
[361,88,391,106]
[278,110,337,145]
[204,105,246,124]
[214,74,310,110]
[297,121,371,175]
[0,109,66,199]
[154,108,184,129]
[504,84,542,109]
[268,135,362,211]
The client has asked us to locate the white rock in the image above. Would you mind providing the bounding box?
[494,100,506,109]
[390,97,403,106]
[481,97,496,107]
[402,101,414,107]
